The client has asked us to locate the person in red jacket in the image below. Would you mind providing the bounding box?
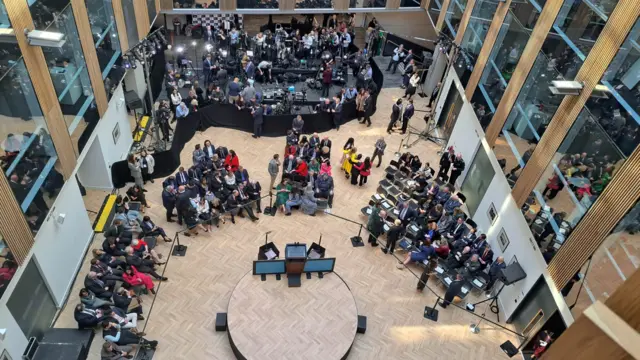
[354,157,371,186]
[224,150,240,173]
[293,159,308,182]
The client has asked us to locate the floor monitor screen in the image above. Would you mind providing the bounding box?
[253,260,286,275]
[303,258,336,273]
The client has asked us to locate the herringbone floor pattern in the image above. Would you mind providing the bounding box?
[228,271,357,360]
[56,84,518,359]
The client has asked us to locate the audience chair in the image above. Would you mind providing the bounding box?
[316,198,329,212]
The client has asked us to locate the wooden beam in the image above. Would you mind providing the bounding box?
[435,0,450,32]
[387,0,401,10]
[584,301,640,359]
[280,0,295,11]
[543,269,640,360]
[453,0,476,45]
[483,0,565,146]
[421,0,430,10]
[511,0,640,208]
[134,0,151,41]
[464,0,512,99]
[70,0,108,117]
[0,176,35,265]
[112,0,129,52]
[5,0,76,178]
[155,0,161,16]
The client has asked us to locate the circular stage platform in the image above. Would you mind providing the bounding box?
[227,271,358,360]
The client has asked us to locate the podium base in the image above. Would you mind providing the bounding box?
[350,236,364,247]
[172,244,188,257]
[288,274,301,288]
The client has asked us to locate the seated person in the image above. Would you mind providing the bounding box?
[477,244,494,270]
[92,248,126,269]
[301,183,318,216]
[224,171,237,190]
[282,155,297,179]
[443,194,462,214]
[102,306,139,329]
[104,219,133,245]
[101,341,135,360]
[226,189,259,222]
[234,165,250,184]
[445,217,466,243]
[131,238,164,265]
[141,216,170,242]
[124,247,167,281]
[115,195,141,223]
[113,287,143,317]
[436,213,455,236]
[79,288,113,309]
[103,238,126,257]
[445,246,472,269]
[396,240,436,269]
[314,172,335,209]
[434,186,451,204]
[114,207,142,236]
[102,320,158,349]
[90,258,123,281]
[292,159,309,183]
[126,185,149,212]
[285,187,303,215]
[75,304,105,329]
[434,239,450,258]
[426,204,443,223]
[463,254,482,276]
[84,271,115,300]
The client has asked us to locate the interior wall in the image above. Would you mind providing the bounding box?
[124,65,147,103]
[77,84,133,190]
[373,12,437,50]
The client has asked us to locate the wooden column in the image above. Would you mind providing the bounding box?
[70,0,108,117]
[543,269,640,360]
[464,0,512,99]
[160,0,173,10]
[155,0,161,16]
[219,0,236,11]
[112,0,129,52]
[334,0,348,11]
[280,0,295,11]
[511,0,640,208]
[5,0,77,178]
[453,0,475,45]
[0,177,35,265]
[134,0,150,40]
[386,0,401,10]
[483,0,565,146]
[435,0,451,32]
[421,0,430,10]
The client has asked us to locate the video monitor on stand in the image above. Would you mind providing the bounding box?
[253,259,286,281]
[303,258,336,279]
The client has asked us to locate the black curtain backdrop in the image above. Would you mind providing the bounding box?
[111,47,384,189]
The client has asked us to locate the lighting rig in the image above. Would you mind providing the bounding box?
[122,27,168,153]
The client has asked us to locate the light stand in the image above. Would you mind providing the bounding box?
[466,283,506,322]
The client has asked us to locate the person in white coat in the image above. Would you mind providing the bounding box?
[138,150,155,184]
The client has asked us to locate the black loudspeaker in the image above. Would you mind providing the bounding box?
[357,315,367,334]
[500,340,519,357]
[215,313,228,332]
[499,262,527,286]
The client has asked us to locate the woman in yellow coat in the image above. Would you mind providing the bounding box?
[342,148,357,178]
[340,137,355,165]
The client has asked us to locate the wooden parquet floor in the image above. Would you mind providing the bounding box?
[228,271,357,360]
[56,85,518,359]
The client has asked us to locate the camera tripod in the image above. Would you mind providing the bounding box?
[403,108,446,149]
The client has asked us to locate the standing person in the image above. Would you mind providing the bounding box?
[386,98,402,133]
[361,90,373,127]
[340,138,355,167]
[404,72,420,99]
[386,44,404,74]
[175,185,190,226]
[401,99,414,135]
[371,137,386,168]
[355,157,372,186]
[438,146,455,181]
[401,60,415,89]
[367,207,385,247]
[228,77,241,104]
[355,88,365,122]
[169,87,182,115]
[138,150,155,184]
[217,66,228,96]
[439,274,464,308]
[175,102,189,121]
[251,104,264,139]
[449,154,465,186]
[350,154,363,185]
[332,96,342,130]
[322,65,332,97]
[161,185,176,222]
[417,257,438,292]
[127,154,144,189]
[383,219,403,255]
[268,154,280,190]
[430,81,442,107]
[292,115,304,136]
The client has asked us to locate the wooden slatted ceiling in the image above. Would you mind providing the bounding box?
[112,0,129,52]
[543,268,640,360]
[71,0,108,117]
[464,0,512,99]
[482,0,565,146]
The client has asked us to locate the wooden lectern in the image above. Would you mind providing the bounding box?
[285,243,307,287]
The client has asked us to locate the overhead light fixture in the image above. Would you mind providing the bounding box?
[26,29,66,47]
[549,80,584,96]
[0,28,17,44]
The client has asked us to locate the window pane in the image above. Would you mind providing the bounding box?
[0,59,62,235]
[471,1,544,121]
[349,0,385,8]
[400,0,420,8]
[85,0,123,101]
[147,0,156,24]
[122,0,139,47]
[460,145,495,217]
[0,0,8,27]
[0,238,17,301]
[0,0,20,80]
[442,0,468,40]
[562,200,640,318]
[428,0,442,26]
[297,0,334,9]
[456,0,499,87]
[238,0,277,8]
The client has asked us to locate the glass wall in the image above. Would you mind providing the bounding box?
[0,59,61,235]
[238,0,277,8]
[147,0,156,24]
[498,0,614,191]
[0,0,20,80]
[528,17,640,251]
[471,1,544,128]
[122,0,139,47]
[85,0,123,101]
[428,0,442,27]
[441,0,468,40]
[297,0,334,9]
[455,0,499,87]
[400,0,420,8]
[0,0,9,27]
[561,200,640,318]
[350,0,386,8]
[0,237,16,300]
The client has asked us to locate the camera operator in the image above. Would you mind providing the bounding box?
[254,32,265,60]
[349,49,365,77]
[207,85,224,104]
[257,60,272,83]
[156,101,172,141]
[321,64,333,98]
[264,31,276,61]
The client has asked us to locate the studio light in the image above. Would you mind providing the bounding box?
[205,44,213,52]
[191,40,197,47]
[221,50,228,58]
[167,44,172,50]
[123,55,131,69]
[176,46,184,53]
